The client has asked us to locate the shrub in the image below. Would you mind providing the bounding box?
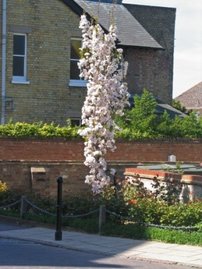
[0,121,80,139]
[0,180,7,193]
[0,191,201,245]
[101,180,202,228]
[116,89,159,138]
[116,89,202,139]
[160,202,202,227]
[62,196,100,215]
[0,180,10,202]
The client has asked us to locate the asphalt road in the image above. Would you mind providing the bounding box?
[0,221,197,269]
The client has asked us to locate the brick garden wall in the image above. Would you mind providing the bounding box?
[0,160,90,198]
[0,138,202,197]
[0,138,202,162]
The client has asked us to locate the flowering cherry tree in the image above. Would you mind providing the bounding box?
[78,14,129,194]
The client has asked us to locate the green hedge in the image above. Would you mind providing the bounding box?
[0,122,80,139]
[0,120,202,140]
[1,91,202,139]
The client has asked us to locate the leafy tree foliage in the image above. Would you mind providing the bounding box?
[116,89,158,138]
[1,90,202,140]
[172,99,191,114]
[116,90,202,139]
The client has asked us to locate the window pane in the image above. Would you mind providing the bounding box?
[70,60,80,79]
[13,35,25,55]
[13,56,24,76]
[71,39,81,59]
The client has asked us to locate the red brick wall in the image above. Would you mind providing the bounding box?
[0,139,84,161]
[0,138,202,162]
[0,161,90,198]
[1,138,201,197]
[108,140,202,162]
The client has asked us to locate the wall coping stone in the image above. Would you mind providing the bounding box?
[181,174,202,186]
[125,168,202,186]
[124,167,181,181]
[1,137,202,143]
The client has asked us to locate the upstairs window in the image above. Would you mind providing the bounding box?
[12,33,29,84]
[69,38,86,87]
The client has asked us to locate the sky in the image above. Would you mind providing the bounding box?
[123,0,202,98]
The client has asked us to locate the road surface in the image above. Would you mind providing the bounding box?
[0,221,197,269]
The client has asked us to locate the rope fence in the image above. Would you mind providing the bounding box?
[106,209,199,231]
[0,199,21,210]
[63,209,99,219]
[0,196,200,232]
[24,198,56,217]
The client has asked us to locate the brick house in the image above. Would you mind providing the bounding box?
[0,0,176,125]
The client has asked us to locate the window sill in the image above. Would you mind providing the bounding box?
[11,78,30,85]
[69,80,87,87]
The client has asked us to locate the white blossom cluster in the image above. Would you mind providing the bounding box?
[78,14,129,194]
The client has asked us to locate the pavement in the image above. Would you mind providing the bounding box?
[0,226,202,268]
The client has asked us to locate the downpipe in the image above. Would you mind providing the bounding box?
[1,0,7,124]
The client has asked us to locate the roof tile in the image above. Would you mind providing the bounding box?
[175,82,202,109]
[74,0,162,48]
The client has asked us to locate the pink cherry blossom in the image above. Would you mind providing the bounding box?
[78,15,129,194]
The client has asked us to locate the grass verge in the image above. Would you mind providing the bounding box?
[102,222,202,246]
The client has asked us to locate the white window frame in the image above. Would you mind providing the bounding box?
[69,37,87,87]
[12,33,30,84]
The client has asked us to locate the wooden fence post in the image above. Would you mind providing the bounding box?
[99,205,106,234]
[20,195,26,219]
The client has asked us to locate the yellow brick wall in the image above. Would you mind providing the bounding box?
[0,1,175,123]
[4,0,86,124]
[0,1,3,115]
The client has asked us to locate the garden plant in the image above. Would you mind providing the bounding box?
[0,180,201,246]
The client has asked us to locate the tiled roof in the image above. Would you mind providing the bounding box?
[175,82,202,109]
[69,0,162,48]
[157,103,186,118]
